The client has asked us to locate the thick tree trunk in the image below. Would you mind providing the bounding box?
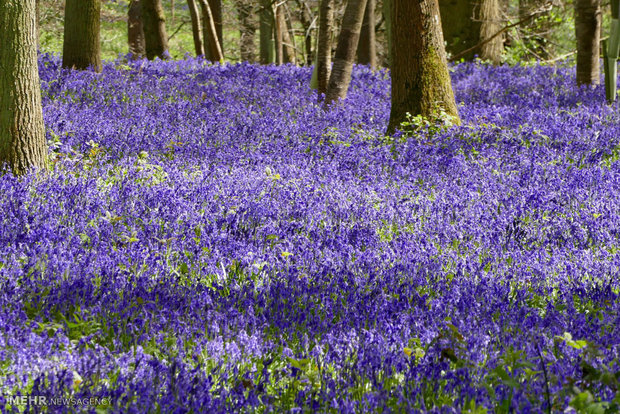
[479,0,503,64]
[259,0,275,63]
[387,0,460,134]
[188,0,205,56]
[575,0,601,85]
[0,0,48,174]
[314,0,334,95]
[128,0,146,59]
[325,0,368,106]
[236,0,256,62]
[142,0,169,59]
[62,0,102,72]
[357,0,377,68]
[198,0,224,61]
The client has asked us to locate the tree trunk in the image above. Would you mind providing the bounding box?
[62,0,102,72]
[575,0,601,85]
[314,0,334,95]
[259,0,275,63]
[383,0,392,66]
[202,0,223,60]
[188,0,205,56]
[236,0,256,62]
[0,0,48,175]
[274,3,284,64]
[296,0,314,65]
[128,0,146,59]
[479,0,503,64]
[280,5,297,64]
[142,0,169,59]
[198,0,224,61]
[35,0,40,47]
[438,0,479,61]
[357,0,377,68]
[325,0,368,106]
[387,0,460,134]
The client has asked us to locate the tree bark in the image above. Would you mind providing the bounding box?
[236,0,256,62]
[259,0,275,63]
[0,0,48,175]
[296,0,314,65]
[188,0,205,56]
[383,0,392,67]
[575,0,601,85]
[357,0,377,68]
[202,0,223,60]
[62,0,102,72]
[325,0,368,106]
[128,0,146,59]
[142,0,169,59]
[280,4,297,64]
[387,0,460,134]
[198,0,224,61]
[312,0,335,92]
[479,0,503,64]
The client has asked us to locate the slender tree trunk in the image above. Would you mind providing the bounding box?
[575,0,601,84]
[387,0,460,134]
[260,0,275,63]
[280,5,297,64]
[314,0,334,94]
[188,0,205,56]
[274,3,284,64]
[236,0,256,62]
[0,0,48,174]
[383,0,392,66]
[296,0,314,65]
[357,0,376,68]
[202,0,223,60]
[198,0,224,61]
[479,0,503,64]
[325,0,368,106]
[128,0,146,59]
[142,0,169,59]
[62,0,102,72]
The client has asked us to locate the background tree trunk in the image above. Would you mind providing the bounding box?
[0,0,48,174]
[357,0,377,68]
[203,0,223,60]
[383,0,392,66]
[198,0,224,61]
[236,0,256,62]
[142,0,169,59]
[296,0,314,65]
[479,0,503,64]
[438,0,479,61]
[575,0,601,84]
[314,0,334,94]
[387,0,460,134]
[62,0,102,71]
[325,0,368,105]
[128,0,146,59]
[188,0,205,56]
[260,0,275,63]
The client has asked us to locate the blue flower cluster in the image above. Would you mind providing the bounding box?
[1,55,619,412]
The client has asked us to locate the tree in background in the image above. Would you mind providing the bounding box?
[128,0,146,59]
[575,0,601,84]
[0,0,48,174]
[62,0,102,71]
[313,0,335,94]
[198,0,224,61]
[357,0,377,68]
[260,0,275,63]
[325,0,368,105]
[188,0,205,56]
[479,0,503,64]
[142,0,169,59]
[236,0,257,62]
[387,0,460,134]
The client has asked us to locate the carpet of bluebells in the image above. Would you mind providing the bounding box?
[1,55,620,413]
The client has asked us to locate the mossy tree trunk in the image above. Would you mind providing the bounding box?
[259,0,275,63]
[387,0,460,134]
[188,0,205,56]
[0,0,48,175]
[128,0,146,59]
[575,0,601,85]
[142,0,169,59]
[62,0,102,72]
[324,0,368,106]
[236,0,256,62]
[357,0,377,68]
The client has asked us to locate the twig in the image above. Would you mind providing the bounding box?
[168,20,188,42]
